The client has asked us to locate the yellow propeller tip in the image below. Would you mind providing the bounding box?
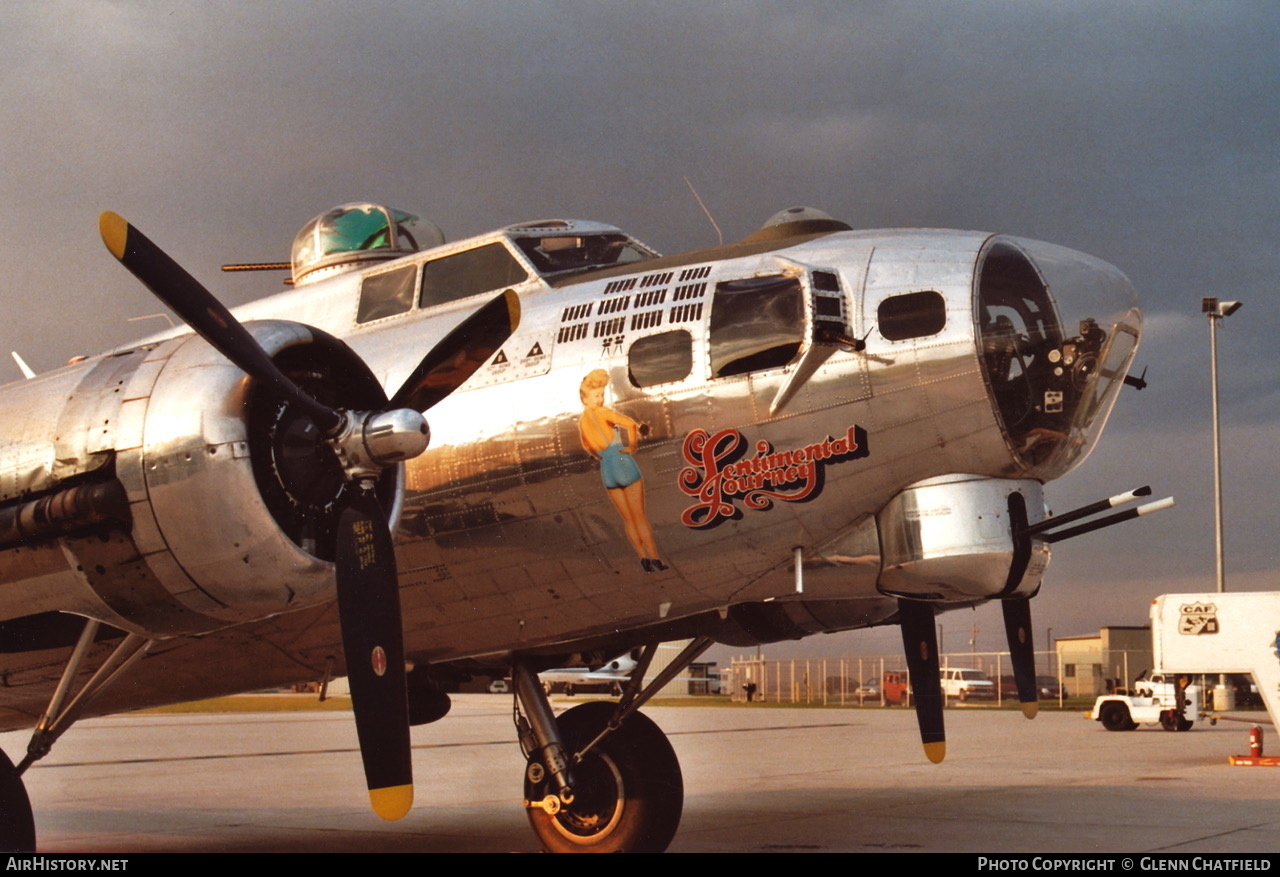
[503,288,522,328]
[923,741,946,764]
[1021,702,1039,720]
[369,784,414,821]
[99,211,128,260]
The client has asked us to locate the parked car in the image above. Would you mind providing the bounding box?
[854,679,881,699]
[997,675,1065,699]
[1036,676,1064,698]
[939,667,995,701]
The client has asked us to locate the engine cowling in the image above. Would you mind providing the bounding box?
[61,321,399,636]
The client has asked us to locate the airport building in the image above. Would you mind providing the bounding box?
[1053,626,1153,697]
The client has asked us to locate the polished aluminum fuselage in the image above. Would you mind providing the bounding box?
[0,222,1139,724]
[384,229,1027,658]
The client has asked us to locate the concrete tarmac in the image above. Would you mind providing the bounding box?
[3,695,1277,853]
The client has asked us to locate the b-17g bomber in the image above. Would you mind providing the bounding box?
[0,201,1168,851]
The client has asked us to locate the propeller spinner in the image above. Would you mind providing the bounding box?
[100,212,519,819]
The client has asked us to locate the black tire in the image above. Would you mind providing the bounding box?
[0,747,34,852]
[526,701,683,853]
[1100,702,1137,732]
[1158,711,1194,732]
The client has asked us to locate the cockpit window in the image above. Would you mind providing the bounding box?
[709,275,803,378]
[514,234,655,275]
[419,243,528,308]
[628,330,693,387]
[878,290,946,340]
[357,263,417,324]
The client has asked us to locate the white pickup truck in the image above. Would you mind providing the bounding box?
[1091,671,1201,732]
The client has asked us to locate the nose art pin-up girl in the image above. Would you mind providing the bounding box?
[578,370,666,572]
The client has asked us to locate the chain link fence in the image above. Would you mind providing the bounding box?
[726,651,1086,706]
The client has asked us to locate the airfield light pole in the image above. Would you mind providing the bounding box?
[1203,297,1242,594]
[1204,297,1241,713]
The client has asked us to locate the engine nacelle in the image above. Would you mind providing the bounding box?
[59,321,399,636]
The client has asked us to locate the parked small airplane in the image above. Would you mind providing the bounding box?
[0,201,1170,852]
[539,650,640,695]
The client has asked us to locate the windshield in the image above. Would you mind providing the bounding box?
[514,233,656,275]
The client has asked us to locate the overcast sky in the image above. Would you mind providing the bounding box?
[1,1,1276,656]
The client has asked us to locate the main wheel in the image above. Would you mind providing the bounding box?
[0,747,35,852]
[1100,702,1137,731]
[1159,711,1194,732]
[525,701,683,853]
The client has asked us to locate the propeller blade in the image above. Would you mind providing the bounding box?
[388,289,521,412]
[898,599,945,763]
[99,211,342,434]
[1002,598,1039,718]
[335,484,413,820]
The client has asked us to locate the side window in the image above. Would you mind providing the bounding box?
[709,275,803,378]
[878,290,946,341]
[357,263,417,324]
[628,330,693,387]
[420,243,529,308]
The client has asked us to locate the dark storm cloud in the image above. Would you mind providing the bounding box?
[0,0,1275,644]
